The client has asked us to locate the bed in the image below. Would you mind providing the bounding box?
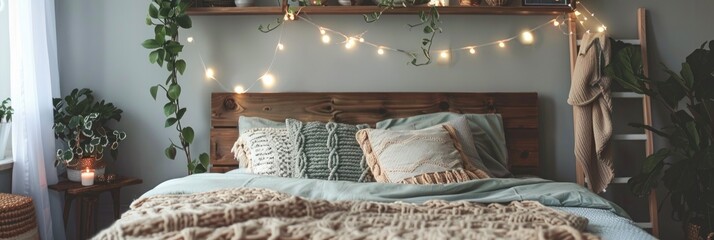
[94,92,654,240]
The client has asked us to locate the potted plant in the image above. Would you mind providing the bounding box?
[606,40,714,240]
[0,98,12,159]
[53,88,127,182]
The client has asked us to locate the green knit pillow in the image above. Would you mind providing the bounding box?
[286,119,372,182]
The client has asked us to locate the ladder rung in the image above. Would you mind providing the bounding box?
[613,134,647,140]
[611,177,631,184]
[576,39,640,46]
[634,222,653,228]
[612,92,644,98]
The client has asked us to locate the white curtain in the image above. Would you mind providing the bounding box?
[9,0,65,239]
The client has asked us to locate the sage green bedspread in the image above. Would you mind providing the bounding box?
[142,172,627,217]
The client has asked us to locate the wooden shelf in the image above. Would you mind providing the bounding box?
[187,5,573,16]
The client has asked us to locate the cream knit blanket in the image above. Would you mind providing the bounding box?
[94,188,598,240]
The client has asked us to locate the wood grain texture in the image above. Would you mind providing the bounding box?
[211,92,539,176]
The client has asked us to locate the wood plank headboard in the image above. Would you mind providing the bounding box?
[210,92,539,176]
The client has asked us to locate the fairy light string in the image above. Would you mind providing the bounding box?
[188,1,605,94]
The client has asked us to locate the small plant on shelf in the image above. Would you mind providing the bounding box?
[53,88,127,181]
[0,98,12,123]
[0,98,13,159]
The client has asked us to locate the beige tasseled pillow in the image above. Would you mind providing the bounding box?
[356,124,490,184]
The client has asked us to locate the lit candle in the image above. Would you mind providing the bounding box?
[81,168,95,186]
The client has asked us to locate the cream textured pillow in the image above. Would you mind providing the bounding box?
[356,124,490,184]
[231,128,294,177]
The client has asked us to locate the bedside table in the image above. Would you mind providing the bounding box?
[48,177,142,240]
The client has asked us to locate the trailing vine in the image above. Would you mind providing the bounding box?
[142,0,209,174]
[259,0,442,66]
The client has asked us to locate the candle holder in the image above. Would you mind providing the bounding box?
[81,168,95,186]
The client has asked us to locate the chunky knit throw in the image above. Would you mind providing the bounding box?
[93,188,598,240]
[231,128,294,177]
[568,32,613,193]
[286,119,372,182]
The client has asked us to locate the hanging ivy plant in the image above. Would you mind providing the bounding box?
[142,0,209,174]
[259,0,442,66]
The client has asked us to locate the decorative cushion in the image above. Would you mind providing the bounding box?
[231,128,294,177]
[238,116,285,135]
[376,112,512,178]
[356,124,490,184]
[286,119,372,182]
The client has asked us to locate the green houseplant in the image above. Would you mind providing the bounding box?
[0,98,12,159]
[53,88,127,182]
[143,0,209,174]
[606,40,714,239]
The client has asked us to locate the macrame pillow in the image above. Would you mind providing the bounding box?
[285,119,373,182]
[356,124,490,184]
[231,128,294,177]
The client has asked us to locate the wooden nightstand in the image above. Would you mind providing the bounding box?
[48,177,142,240]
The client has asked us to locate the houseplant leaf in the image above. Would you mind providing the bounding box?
[181,127,194,144]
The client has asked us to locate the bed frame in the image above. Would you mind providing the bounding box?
[210,92,540,176]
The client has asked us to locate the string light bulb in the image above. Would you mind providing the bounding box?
[288,13,295,21]
[439,50,449,59]
[277,43,284,50]
[321,35,331,44]
[345,38,356,49]
[186,37,194,43]
[597,25,607,32]
[520,31,534,45]
[469,47,476,54]
[261,73,275,88]
[319,28,326,35]
[574,10,581,16]
[583,16,588,21]
[553,20,560,27]
[377,47,385,55]
[234,85,245,94]
[205,68,215,79]
[359,37,365,43]
[498,41,506,48]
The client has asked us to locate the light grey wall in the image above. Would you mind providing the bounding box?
[53,0,713,239]
[0,0,10,193]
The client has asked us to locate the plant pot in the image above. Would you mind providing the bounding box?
[484,0,510,6]
[0,123,11,159]
[686,222,714,240]
[66,157,106,182]
[338,0,364,5]
[234,0,255,7]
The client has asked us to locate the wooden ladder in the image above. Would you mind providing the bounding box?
[568,8,659,238]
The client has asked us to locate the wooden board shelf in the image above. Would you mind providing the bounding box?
[187,5,573,16]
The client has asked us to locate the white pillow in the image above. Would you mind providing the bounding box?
[231,128,294,177]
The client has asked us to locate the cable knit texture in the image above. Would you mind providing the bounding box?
[356,124,490,184]
[230,128,293,177]
[568,32,613,193]
[93,188,598,240]
[286,119,372,182]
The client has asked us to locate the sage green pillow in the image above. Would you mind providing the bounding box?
[376,112,511,178]
[286,119,373,182]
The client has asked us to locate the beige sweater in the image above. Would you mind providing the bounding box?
[568,32,613,194]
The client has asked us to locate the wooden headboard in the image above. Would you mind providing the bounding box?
[211,92,539,176]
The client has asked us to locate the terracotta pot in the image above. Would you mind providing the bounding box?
[686,222,714,240]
